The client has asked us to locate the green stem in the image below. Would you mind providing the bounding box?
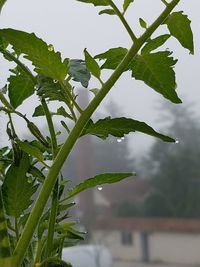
[41,98,59,259]
[60,80,83,115]
[14,217,19,241]
[0,91,13,110]
[12,1,180,266]
[107,0,137,42]
[161,0,169,6]
[0,187,12,267]
[0,49,36,84]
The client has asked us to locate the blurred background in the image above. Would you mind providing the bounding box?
[1,1,200,266]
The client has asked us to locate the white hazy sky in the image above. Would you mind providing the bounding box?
[0,0,200,155]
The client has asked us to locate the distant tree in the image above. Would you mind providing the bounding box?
[142,103,200,218]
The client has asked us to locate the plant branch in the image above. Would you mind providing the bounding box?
[107,0,137,42]
[59,80,83,115]
[161,0,169,6]
[13,1,180,266]
[0,49,36,84]
[41,98,59,259]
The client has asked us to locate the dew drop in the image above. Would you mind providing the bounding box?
[97,186,103,191]
[175,140,180,144]
[48,44,54,52]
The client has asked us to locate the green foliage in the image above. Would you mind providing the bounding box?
[84,49,101,80]
[141,34,170,54]
[0,1,195,266]
[164,11,194,54]
[82,117,175,142]
[139,18,147,29]
[2,153,38,218]
[131,51,181,103]
[0,29,68,80]
[95,47,128,70]
[123,0,134,14]
[68,59,91,88]
[8,69,35,108]
[67,172,134,199]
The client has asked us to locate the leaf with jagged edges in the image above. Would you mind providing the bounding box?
[67,172,135,199]
[0,28,68,80]
[131,51,181,104]
[164,11,194,54]
[77,0,109,6]
[82,117,175,142]
[2,153,38,218]
[95,47,128,70]
[8,69,35,108]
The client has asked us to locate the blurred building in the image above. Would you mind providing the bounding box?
[91,218,200,266]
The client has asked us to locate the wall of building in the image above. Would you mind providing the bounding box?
[92,230,200,265]
[92,230,142,261]
[149,232,200,265]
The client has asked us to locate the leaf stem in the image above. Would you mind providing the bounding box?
[14,217,19,241]
[0,49,36,84]
[107,0,137,42]
[60,80,83,115]
[41,99,59,259]
[0,91,13,110]
[161,0,169,6]
[13,1,180,266]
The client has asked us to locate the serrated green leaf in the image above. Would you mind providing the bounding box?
[8,70,35,108]
[131,51,181,103]
[56,106,73,119]
[82,117,175,142]
[99,9,116,15]
[69,59,91,88]
[33,105,45,117]
[77,0,109,6]
[2,153,38,217]
[141,34,170,54]
[123,0,134,13]
[67,172,135,199]
[84,49,101,79]
[37,75,69,103]
[95,47,128,70]
[0,28,68,80]
[139,18,147,29]
[16,140,44,162]
[164,11,194,54]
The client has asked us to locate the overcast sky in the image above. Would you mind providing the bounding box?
[0,0,200,155]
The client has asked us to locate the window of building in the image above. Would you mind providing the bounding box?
[121,231,133,245]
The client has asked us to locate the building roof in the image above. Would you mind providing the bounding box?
[93,218,200,233]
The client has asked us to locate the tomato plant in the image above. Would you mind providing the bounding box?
[0,0,194,266]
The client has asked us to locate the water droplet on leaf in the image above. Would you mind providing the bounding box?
[48,44,54,52]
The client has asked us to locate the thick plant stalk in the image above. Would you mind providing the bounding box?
[12,1,180,266]
[0,187,12,267]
